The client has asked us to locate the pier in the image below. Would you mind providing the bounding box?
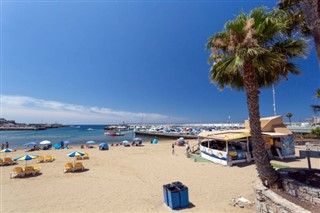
[0,118,67,131]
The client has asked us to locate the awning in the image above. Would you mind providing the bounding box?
[262,132,289,137]
[198,130,250,141]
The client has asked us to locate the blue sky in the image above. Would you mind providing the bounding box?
[1,0,319,124]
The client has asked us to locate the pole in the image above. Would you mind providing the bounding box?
[272,84,276,116]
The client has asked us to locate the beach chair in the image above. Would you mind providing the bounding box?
[24,166,41,176]
[45,155,55,162]
[0,158,5,166]
[37,156,45,163]
[83,153,89,160]
[32,166,41,175]
[76,155,83,160]
[24,166,34,175]
[10,167,25,179]
[4,157,15,165]
[74,162,84,171]
[64,163,74,173]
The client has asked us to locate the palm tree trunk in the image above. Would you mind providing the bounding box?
[311,27,320,65]
[300,0,320,64]
[243,63,280,189]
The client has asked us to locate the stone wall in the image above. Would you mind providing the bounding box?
[279,168,320,206]
[253,179,311,213]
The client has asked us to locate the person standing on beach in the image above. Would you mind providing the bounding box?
[5,141,9,148]
[185,142,190,157]
[172,142,175,155]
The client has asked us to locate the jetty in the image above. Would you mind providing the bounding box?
[0,118,67,131]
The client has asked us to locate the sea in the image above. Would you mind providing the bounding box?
[0,125,141,149]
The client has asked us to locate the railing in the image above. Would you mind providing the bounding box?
[190,144,199,154]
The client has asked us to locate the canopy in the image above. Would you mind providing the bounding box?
[86,141,95,144]
[198,130,250,141]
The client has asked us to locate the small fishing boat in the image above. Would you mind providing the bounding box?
[104,131,124,136]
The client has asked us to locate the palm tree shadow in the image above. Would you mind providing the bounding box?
[233,161,255,168]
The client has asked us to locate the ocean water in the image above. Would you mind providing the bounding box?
[0,125,136,149]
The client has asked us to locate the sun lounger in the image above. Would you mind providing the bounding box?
[10,167,25,179]
[64,162,74,173]
[83,153,89,160]
[37,156,45,163]
[23,166,40,176]
[45,155,55,162]
[74,162,84,171]
[33,166,41,175]
[0,158,5,166]
[4,158,15,166]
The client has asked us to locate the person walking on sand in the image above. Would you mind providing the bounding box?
[172,142,175,155]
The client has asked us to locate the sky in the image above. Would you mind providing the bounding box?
[1,0,319,124]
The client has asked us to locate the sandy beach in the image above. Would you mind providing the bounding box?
[0,140,314,213]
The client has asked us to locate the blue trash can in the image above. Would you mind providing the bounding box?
[179,186,189,208]
[163,182,189,210]
[163,184,170,206]
[167,186,181,210]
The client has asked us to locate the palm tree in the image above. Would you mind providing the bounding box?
[311,89,320,120]
[286,112,293,125]
[207,7,307,188]
[315,89,320,99]
[279,0,320,63]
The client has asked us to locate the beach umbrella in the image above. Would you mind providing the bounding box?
[86,141,95,144]
[177,137,185,143]
[62,140,70,144]
[40,140,51,145]
[132,138,142,146]
[67,151,84,157]
[0,148,15,157]
[24,142,37,147]
[0,148,15,153]
[67,151,84,163]
[14,154,38,166]
[123,140,129,146]
[99,143,109,150]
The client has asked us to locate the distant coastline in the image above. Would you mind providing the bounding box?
[0,118,68,131]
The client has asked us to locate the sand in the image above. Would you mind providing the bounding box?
[0,140,314,213]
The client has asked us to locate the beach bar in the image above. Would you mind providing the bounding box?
[198,130,251,166]
[198,116,295,166]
